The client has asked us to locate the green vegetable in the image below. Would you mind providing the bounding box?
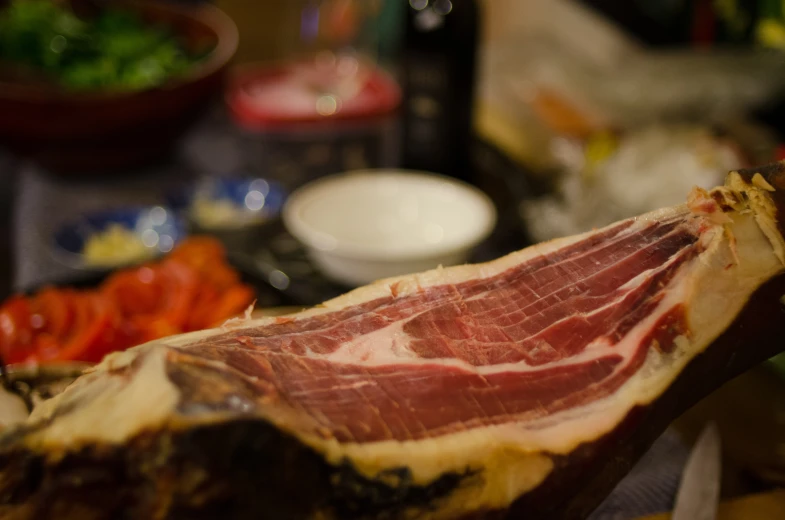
[0,0,206,91]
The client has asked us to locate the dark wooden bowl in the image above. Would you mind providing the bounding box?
[0,1,238,175]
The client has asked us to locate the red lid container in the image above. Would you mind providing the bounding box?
[227,61,401,130]
[224,60,402,187]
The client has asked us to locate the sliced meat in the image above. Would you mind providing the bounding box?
[1,165,785,520]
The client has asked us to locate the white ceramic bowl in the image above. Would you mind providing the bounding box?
[283,170,497,286]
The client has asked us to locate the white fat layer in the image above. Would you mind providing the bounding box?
[10,178,785,518]
[727,172,785,265]
[27,347,179,447]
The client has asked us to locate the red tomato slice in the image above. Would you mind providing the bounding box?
[0,236,257,365]
[102,260,198,330]
[185,284,220,332]
[132,317,182,344]
[204,285,255,329]
[32,333,60,361]
[31,287,75,338]
[45,293,117,363]
[102,267,163,318]
[167,236,225,267]
[155,259,199,330]
[167,237,240,290]
[0,296,35,364]
[81,293,134,363]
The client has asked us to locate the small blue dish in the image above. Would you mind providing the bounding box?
[52,206,187,270]
[167,177,287,227]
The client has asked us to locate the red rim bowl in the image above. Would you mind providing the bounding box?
[0,1,239,175]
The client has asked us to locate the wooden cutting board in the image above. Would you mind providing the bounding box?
[638,489,785,519]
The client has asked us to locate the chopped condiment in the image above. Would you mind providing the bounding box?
[82,223,155,267]
[190,196,267,230]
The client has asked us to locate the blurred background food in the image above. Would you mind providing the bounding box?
[0,236,253,366]
[521,124,747,242]
[2,0,785,517]
[53,205,186,269]
[0,0,237,173]
[82,222,158,266]
[0,0,207,90]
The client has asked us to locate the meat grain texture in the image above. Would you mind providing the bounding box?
[1,164,785,519]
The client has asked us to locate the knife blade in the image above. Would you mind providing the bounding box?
[672,422,722,520]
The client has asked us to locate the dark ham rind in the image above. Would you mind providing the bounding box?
[0,165,784,520]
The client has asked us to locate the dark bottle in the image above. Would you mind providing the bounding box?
[399,0,480,184]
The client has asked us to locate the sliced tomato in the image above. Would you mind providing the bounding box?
[167,236,225,265]
[102,267,164,318]
[132,316,182,344]
[204,284,255,329]
[167,237,240,290]
[43,293,119,363]
[104,260,198,328]
[201,263,241,292]
[185,283,221,332]
[0,296,35,364]
[85,293,135,362]
[0,236,257,365]
[100,258,200,343]
[155,259,199,330]
[32,333,60,361]
[30,287,75,338]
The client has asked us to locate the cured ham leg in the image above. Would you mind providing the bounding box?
[1,164,784,519]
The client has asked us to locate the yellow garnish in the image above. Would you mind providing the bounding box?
[583,131,617,182]
[190,196,267,230]
[82,224,154,267]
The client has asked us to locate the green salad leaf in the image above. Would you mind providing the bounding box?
[0,0,206,91]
